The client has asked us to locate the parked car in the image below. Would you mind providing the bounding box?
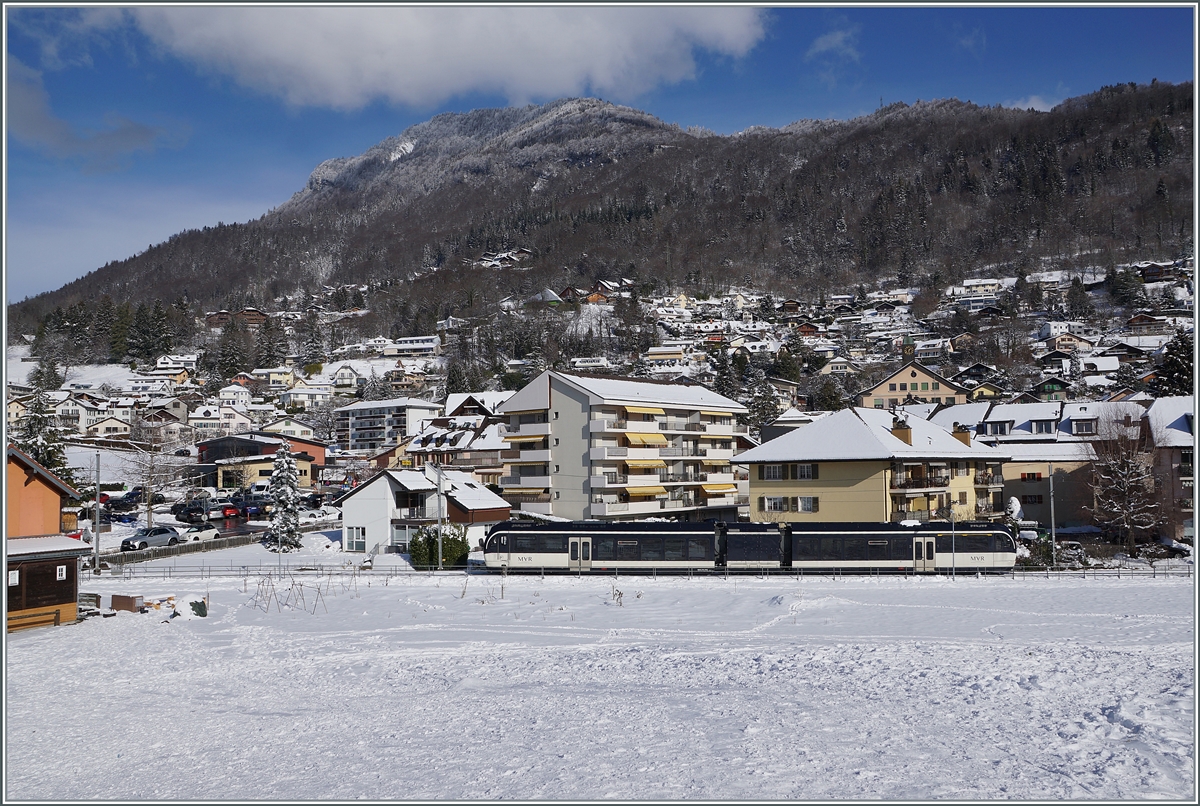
[239,496,273,518]
[120,525,181,551]
[183,523,221,541]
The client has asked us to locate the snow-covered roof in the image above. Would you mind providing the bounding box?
[555,372,746,413]
[334,397,441,412]
[735,407,1008,463]
[1001,441,1098,462]
[6,535,94,556]
[444,391,515,415]
[1144,396,1194,449]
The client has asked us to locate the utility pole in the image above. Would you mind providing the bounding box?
[93,452,102,575]
[435,462,444,571]
[1048,462,1057,569]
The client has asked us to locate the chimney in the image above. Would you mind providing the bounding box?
[891,415,912,445]
[952,423,972,447]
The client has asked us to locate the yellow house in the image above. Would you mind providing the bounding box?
[858,362,971,409]
[735,408,1009,524]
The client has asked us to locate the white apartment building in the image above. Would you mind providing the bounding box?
[334,397,442,451]
[497,371,748,521]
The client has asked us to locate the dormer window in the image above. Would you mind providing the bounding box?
[987,422,1010,436]
[1033,420,1056,434]
[1072,419,1096,436]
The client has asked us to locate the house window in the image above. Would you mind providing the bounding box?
[1021,495,1044,505]
[1073,420,1096,435]
[793,464,817,480]
[765,496,788,512]
[899,383,907,391]
[958,491,968,505]
[988,422,1010,436]
[931,397,942,404]
[874,399,884,409]
[889,384,897,391]
[259,469,272,477]
[762,464,785,481]
[921,382,929,391]
[888,398,898,408]
[931,382,940,390]
[346,526,367,553]
[1034,421,1055,434]
[1021,473,1043,482]
[796,496,819,512]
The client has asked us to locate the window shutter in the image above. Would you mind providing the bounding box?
[811,463,819,480]
[812,497,819,512]
[790,497,798,512]
[757,465,764,480]
[757,496,765,511]
[789,463,798,480]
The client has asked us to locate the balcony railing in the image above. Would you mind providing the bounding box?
[393,507,434,520]
[660,447,707,458]
[974,473,1004,486]
[890,476,950,490]
[975,503,999,516]
[659,420,703,432]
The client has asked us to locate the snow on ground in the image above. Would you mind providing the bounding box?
[6,536,1194,801]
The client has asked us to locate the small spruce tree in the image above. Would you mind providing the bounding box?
[267,443,303,552]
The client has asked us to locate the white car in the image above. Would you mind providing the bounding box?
[184,523,221,541]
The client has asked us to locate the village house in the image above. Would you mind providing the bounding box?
[6,445,89,631]
[858,362,971,409]
[734,408,1009,524]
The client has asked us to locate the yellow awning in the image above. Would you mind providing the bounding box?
[502,433,542,441]
[507,461,546,467]
[503,488,547,494]
[624,405,665,415]
[701,410,734,417]
[700,458,730,466]
[701,483,738,494]
[698,433,729,440]
[624,459,667,468]
[626,432,668,446]
[627,485,668,496]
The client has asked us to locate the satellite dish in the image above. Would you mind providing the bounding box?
[1005,496,1023,520]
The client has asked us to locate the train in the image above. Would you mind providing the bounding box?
[482,519,1017,574]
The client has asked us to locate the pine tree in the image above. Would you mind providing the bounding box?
[28,355,64,392]
[747,374,781,438]
[90,295,116,364]
[1154,328,1194,397]
[110,303,132,362]
[14,390,76,485]
[359,369,392,400]
[443,359,470,399]
[1065,277,1094,319]
[126,303,157,363]
[299,310,325,365]
[812,377,847,411]
[216,320,251,381]
[267,442,303,552]
[254,316,287,369]
[710,349,740,400]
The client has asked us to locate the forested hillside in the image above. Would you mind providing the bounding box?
[8,80,1192,342]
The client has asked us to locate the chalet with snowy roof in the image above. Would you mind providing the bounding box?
[6,445,88,630]
[857,362,970,409]
[734,408,1009,524]
[337,467,511,553]
[1142,396,1194,541]
[279,379,333,411]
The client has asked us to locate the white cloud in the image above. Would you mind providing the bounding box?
[1002,94,1060,112]
[6,54,179,169]
[804,27,860,64]
[126,7,767,110]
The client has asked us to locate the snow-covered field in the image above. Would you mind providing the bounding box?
[5,536,1195,801]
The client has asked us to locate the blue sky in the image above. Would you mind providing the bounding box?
[4,5,1195,303]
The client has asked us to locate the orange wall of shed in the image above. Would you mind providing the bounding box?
[6,461,64,537]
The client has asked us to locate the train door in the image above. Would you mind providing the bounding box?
[912,536,936,572]
[569,537,592,571]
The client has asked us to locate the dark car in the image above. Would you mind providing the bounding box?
[240,496,273,518]
[120,525,181,551]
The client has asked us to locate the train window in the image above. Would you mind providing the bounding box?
[617,540,640,561]
[515,535,538,552]
[925,540,934,558]
[915,542,923,560]
[570,542,578,561]
[820,537,843,560]
[664,539,685,561]
[686,539,710,560]
[867,540,889,561]
[582,543,590,561]
[794,538,819,560]
[843,538,867,560]
[593,538,615,561]
[540,535,567,553]
[995,535,1015,552]
[641,538,664,562]
[936,534,991,553]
